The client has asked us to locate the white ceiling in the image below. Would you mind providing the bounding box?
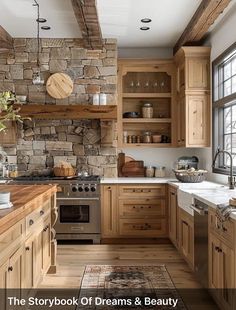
[97,0,202,47]
[0,0,81,38]
[0,0,208,48]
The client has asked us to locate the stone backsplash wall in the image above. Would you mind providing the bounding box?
[0,38,118,177]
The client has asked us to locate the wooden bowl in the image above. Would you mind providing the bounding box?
[53,167,76,177]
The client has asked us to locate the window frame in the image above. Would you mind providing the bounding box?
[212,42,236,175]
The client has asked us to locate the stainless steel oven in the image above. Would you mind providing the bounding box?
[55,197,100,243]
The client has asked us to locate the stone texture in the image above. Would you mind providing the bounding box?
[54,156,76,166]
[10,64,24,79]
[49,59,67,72]
[71,48,86,59]
[46,141,72,151]
[73,144,85,156]
[98,66,117,76]
[84,66,99,78]
[51,48,71,59]
[15,52,28,63]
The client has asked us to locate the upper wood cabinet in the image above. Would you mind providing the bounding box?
[174,47,211,148]
[0,121,16,145]
[118,59,177,148]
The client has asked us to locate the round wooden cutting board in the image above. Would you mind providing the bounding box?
[46,73,73,99]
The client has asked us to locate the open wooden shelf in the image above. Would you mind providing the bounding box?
[122,93,172,98]
[122,118,172,123]
[123,143,172,148]
[14,104,117,119]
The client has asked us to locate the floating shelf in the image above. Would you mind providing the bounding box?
[122,118,172,123]
[122,93,171,98]
[13,104,117,120]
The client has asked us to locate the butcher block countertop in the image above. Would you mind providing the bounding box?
[0,184,57,234]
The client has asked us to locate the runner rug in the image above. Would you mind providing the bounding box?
[79,265,186,309]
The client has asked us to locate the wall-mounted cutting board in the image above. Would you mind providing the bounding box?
[46,73,73,99]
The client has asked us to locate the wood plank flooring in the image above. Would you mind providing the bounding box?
[39,243,218,309]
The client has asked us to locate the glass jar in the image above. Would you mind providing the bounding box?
[9,164,18,178]
[155,166,166,178]
[145,166,155,178]
[142,102,153,118]
[143,131,152,143]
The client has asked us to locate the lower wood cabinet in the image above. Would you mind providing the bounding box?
[178,208,194,269]
[101,185,119,238]
[168,185,178,247]
[101,184,168,239]
[209,209,235,310]
[0,199,52,296]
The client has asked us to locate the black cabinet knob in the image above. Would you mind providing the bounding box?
[8,266,13,272]
[29,219,34,226]
[40,210,44,216]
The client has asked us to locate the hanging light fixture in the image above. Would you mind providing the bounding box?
[32,0,51,85]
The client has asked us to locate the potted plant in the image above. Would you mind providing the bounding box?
[0,91,25,132]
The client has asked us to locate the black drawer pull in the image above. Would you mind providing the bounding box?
[40,210,44,216]
[43,225,49,232]
[25,246,30,251]
[222,226,227,232]
[29,219,34,226]
[8,266,13,272]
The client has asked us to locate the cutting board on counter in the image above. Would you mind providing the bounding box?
[118,152,145,177]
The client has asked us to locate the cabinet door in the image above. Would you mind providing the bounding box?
[177,94,186,146]
[0,260,8,310]
[42,218,51,274]
[220,242,235,308]
[168,187,178,247]
[7,246,25,290]
[179,210,194,268]
[209,233,221,290]
[186,94,210,147]
[101,185,118,238]
[24,238,34,289]
[0,121,16,145]
[33,231,43,287]
[187,58,209,90]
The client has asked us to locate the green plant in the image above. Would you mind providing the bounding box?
[0,91,24,131]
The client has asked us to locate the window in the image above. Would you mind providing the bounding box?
[213,42,236,174]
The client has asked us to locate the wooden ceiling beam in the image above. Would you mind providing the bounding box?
[0,25,13,50]
[173,0,231,54]
[71,0,103,50]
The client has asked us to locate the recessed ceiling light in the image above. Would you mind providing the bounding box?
[141,18,152,23]
[140,26,150,31]
[41,26,51,30]
[36,18,47,23]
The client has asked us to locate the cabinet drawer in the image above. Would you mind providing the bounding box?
[119,185,166,198]
[0,220,25,255]
[119,219,167,237]
[119,199,166,218]
[26,200,51,234]
[209,211,234,246]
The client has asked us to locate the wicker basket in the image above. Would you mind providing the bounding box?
[173,170,207,183]
[53,167,76,177]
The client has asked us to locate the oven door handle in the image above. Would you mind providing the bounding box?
[57,197,100,201]
[190,203,208,215]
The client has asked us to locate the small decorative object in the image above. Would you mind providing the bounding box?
[123,112,140,118]
[0,91,25,132]
[155,166,166,178]
[152,134,162,143]
[93,94,99,105]
[46,73,73,99]
[53,161,76,177]
[145,166,155,177]
[143,131,152,143]
[127,135,132,143]
[123,131,128,144]
[15,95,27,103]
[131,135,137,143]
[142,102,153,118]
[99,93,107,105]
[136,135,141,143]
[173,168,208,183]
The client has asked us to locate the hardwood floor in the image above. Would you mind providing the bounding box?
[39,243,218,309]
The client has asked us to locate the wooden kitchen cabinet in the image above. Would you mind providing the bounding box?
[42,216,51,274]
[168,185,178,247]
[174,47,211,147]
[118,59,177,148]
[209,208,235,310]
[101,185,119,238]
[101,184,168,239]
[178,208,194,269]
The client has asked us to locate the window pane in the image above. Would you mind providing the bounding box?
[232,58,236,75]
[224,107,232,133]
[232,75,236,93]
[224,135,231,151]
[224,79,232,96]
[232,105,236,131]
[224,62,231,80]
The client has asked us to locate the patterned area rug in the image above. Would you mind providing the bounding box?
[79,265,186,309]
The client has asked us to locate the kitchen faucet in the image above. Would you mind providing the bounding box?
[212,148,236,189]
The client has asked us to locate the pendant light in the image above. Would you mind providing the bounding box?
[32,0,50,85]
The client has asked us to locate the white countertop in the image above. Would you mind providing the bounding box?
[101,177,176,184]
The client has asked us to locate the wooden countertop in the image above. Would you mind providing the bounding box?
[0,184,57,234]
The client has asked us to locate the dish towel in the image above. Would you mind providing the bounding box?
[216,204,235,226]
